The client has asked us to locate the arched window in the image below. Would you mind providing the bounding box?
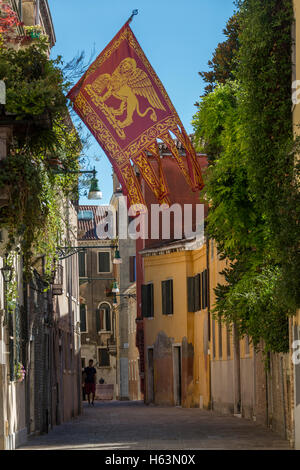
[96,303,111,332]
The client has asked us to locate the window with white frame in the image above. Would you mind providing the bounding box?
[96,303,111,332]
[98,251,111,273]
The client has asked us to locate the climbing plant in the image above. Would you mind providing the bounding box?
[193,0,299,354]
[0,30,82,278]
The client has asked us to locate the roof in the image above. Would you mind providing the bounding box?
[77,205,111,240]
[139,236,205,257]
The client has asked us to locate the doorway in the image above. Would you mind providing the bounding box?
[173,346,182,406]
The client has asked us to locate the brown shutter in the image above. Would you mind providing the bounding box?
[163,280,173,315]
[201,271,205,309]
[168,280,173,315]
[142,285,148,318]
[194,274,201,311]
[187,277,195,312]
[203,269,208,309]
[162,281,167,315]
[149,283,154,317]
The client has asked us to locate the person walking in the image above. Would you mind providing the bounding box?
[84,359,97,406]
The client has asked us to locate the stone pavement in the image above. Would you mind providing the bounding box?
[18,401,291,450]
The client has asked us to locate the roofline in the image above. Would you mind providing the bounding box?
[139,237,205,257]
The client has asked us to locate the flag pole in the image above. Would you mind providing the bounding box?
[127,9,138,24]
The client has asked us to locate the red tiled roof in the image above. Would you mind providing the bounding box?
[77,205,110,240]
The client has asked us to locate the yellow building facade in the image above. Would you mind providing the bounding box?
[142,239,210,409]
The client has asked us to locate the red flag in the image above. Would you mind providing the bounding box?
[67,22,204,210]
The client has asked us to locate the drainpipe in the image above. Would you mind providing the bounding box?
[233,323,241,415]
[206,236,212,410]
[35,0,40,25]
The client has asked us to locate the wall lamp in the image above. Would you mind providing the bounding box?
[53,166,102,200]
[1,256,13,283]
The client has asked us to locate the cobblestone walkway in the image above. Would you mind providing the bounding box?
[18,401,291,450]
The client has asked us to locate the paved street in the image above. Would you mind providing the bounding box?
[18,401,291,450]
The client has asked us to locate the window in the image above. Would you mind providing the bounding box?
[98,251,111,273]
[187,274,201,312]
[194,274,201,311]
[129,255,136,282]
[78,251,86,277]
[96,303,111,332]
[201,269,208,309]
[162,279,173,315]
[78,210,93,221]
[98,348,110,367]
[80,304,87,332]
[141,283,154,318]
[187,277,195,312]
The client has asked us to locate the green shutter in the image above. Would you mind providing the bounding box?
[149,284,154,317]
[80,304,86,332]
[168,280,173,315]
[78,252,86,277]
[105,306,111,331]
[98,252,110,272]
[162,281,167,315]
[201,272,205,309]
[142,285,148,318]
[96,308,101,332]
[162,280,173,315]
[187,277,195,312]
[194,274,201,311]
[202,269,208,309]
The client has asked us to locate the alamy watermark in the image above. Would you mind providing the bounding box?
[292,340,300,366]
[292,80,300,105]
[94,196,205,244]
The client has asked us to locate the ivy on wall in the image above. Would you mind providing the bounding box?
[0,31,82,278]
[193,0,299,354]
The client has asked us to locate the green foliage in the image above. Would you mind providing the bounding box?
[214,258,289,354]
[0,45,66,112]
[199,13,240,95]
[193,0,299,354]
[0,39,82,278]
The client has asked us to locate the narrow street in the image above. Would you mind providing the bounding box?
[18,401,290,450]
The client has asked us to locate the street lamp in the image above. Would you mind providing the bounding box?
[53,165,102,200]
[1,256,13,326]
[88,174,102,200]
[111,281,119,293]
[1,258,13,283]
[113,249,122,265]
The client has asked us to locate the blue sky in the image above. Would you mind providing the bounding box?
[49,0,235,204]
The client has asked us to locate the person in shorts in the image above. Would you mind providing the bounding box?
[84,359,97,405]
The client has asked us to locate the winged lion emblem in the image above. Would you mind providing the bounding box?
[89,58,166,130]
